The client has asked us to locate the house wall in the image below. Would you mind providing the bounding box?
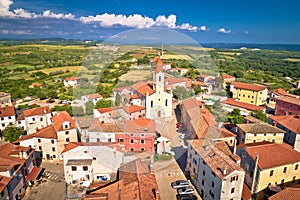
[0,95,11,106]
[128,110,145,120]
[0,115,16,131]
[7,169,25,200]
[87,131,116,143]
[57,128,78,158]
[145,91,172,119]
[233,88,267,106]
[34,137,59,160]
[275,99,300,116]
[238,129,284,144]
[115,133,155,152]
[65,164,92,184]
[25,113,52,134]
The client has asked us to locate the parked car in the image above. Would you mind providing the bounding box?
[176,122,183,129]
[177,186,194,195]
[176,194,197,200]
[179,134,189,139]
[171,180,190,189]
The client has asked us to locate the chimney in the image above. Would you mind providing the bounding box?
[222,167,227,175]
[155,189,160,200]
[272,121,277,127]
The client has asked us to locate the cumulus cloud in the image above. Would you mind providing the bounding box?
[200,25,209,31]
[1,29,33,35]
[0,0,203,31]
[217,28,231,34]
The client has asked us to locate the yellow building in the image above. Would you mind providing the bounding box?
[237,142,300,200]
[231,82,268,106]
[237,122,285,144]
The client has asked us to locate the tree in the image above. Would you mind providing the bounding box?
[226,108,244,124]
[172,86,194,100]
[85,101,94,115]
[96,99,113,108]
[250,110,268,122]
[3,124,24,142]
[115,93,121,106]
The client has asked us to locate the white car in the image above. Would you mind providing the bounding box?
[179,134,189,139]
[177,186,194,195]
[171,180,190,189]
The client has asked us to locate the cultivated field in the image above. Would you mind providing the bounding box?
[119,69,152,81]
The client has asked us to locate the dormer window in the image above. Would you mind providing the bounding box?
[63,121,70,129]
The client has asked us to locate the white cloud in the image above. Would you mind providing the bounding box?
[200,25,209,31]
[218,28,231,34]
[245,30,249,34]
[0,0,202,31]
[1,29,33,35]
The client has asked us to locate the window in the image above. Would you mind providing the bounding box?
[51,140,54,144]
[83,166,88,171]
[231,188,235,194]
[272,139,276,143]
[118,138,124,142]
[202,179,204,185]
[283,167,287,173]
[140,139,145,144]
[130,147,134,152]
[209,190,215,199]
[93,157,96,160]
[66,138,70,142]
[270,170,274,176]
[65,131,69,135]
[53,155,56,158]
[165,99,168,107]
[273,133,276,136]
[8,116,11,119]
[38,146,42,151]
[211,181,215,188]
[203,170,206,176]
[140,147,145,151]
[38,139,41,143]
[292,176,296,183]
[40,118,43,122]
[151,101,153,108]
[295,164,299,170]
[159,76,161,82]
[71,166,77,171]
[130,139,134,144]
[32,117,35,121]
[231,175,239,182]
[52,147,55,152]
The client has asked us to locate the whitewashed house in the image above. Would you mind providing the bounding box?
[23,106,52,134]
[81,93,102,105]
[0,106,16,131]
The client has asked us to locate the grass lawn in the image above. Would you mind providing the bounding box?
[119,69,152,81]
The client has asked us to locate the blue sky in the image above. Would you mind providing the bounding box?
[1,0,300,44]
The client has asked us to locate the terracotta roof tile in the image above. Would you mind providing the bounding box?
[62,142,124,154]
[131,93,140,99]
[237,123,285,134]
[0,106,15,117]
[23,106,50,117]
[270,115,300,134]
[64,76,80,81]
[0,175,11,193]
[124,119,155,133]
[222,73,236,80]
[88,119,122,132]
[96,108,112,114]
[83,93,102,100]
[242,183,253,200]
[122,105,145,114]
[165,77,191,85]
[220,128,236,138]
[192,81,208,86]
[232,82,267,91]
[222,98,265,111]
[277,95,300,106]
[269,187,300,200]
[51,111,76,132]
[238,142,300,170]
[270,88,288,96]
[85,159,159,200]
[15,125,57,143]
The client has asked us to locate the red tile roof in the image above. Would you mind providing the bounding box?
[0,106,15,117]
[232,82,267,91]
[124,119,155,133]
[165,77,191,85]
[131,93,140,99]
[87,119,122,132]
[23,106,50,117]
[269,187,300,200]
[51,111,76,132]
[222,73,236,80]
[64,76,80,81]
[220,128,236,138]
[15,125,57,143]
[269,115,300,134]
[96,108,112,114]
[238,142,300,170]
[155,55,163,73]
[83,93,102,100]
[0,175,11,193]
[276,95,300,106]
[222,98,265,111]
[192,81,208,86]
[270,88,288,96]
[84,159,159,200]
[122,105,145,114]
[131,81,155,96]
[242,183,253,200]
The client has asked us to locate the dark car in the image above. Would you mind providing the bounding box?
[176,194,197,200]
[171,180,190,189]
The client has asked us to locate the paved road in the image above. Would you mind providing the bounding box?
[23,161,65,200]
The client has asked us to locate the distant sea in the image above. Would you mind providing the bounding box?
[200,43,300,52]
